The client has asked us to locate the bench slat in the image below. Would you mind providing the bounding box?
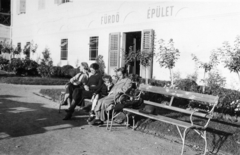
[123,108,202,129]
[144,101,211,118]
[139,84,219,105]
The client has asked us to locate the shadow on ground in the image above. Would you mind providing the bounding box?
[0,95,88,140]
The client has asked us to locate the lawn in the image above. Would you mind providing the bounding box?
[0,69,69,85]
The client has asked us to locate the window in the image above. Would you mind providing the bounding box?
[61,39,68,60]
[38,0,45,10]
[54,0,70,5]
[89,36,99,60]
[17,0,26,14]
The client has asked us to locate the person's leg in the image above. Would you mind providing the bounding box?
[63,88,82,120]
[91,94,99,111]
[90,95,115,125]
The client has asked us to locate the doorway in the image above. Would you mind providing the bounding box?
[124,31,141,75]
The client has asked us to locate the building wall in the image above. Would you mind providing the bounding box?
[11,0,240,89]
[0,24,10,41]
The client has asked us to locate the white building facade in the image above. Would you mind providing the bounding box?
[11,0,240,89]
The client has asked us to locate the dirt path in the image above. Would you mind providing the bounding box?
[0,83,199,155]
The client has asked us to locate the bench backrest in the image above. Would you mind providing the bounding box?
[139,84,219,106]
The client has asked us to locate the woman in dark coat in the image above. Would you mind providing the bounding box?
[63,63,103,120]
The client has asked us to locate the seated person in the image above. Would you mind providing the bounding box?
[63,63,103,120]
[89,67,132,126]
[62,62,89,106]
[87,75,114,122]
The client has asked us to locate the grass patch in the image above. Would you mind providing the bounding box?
[39,89,64,101]
[0,76,68,85]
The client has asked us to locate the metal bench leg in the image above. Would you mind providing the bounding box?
[194,129,208,155]
[176,126,188,155]
[132,116,135,131]
[106,111,110,130]
[197,130,207,155]
[110,109,115,131]
[202,131,207,155]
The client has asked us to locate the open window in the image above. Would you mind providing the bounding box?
[108,32,120,76]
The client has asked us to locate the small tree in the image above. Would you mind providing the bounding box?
[155,39,180,87]
[218,36,240,84]
[37,48,53,77]
[192,51,219,93]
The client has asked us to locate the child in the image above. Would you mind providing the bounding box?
[87,75,114,122]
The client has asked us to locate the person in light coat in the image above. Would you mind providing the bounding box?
[89,67,132,125]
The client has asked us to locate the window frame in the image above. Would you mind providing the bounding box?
[60,39,68,60]
[89,36,99,61]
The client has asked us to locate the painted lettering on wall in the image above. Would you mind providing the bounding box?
[101,13,120,24]
[147,6,174,19]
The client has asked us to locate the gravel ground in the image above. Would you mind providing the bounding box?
[0,83,199,155]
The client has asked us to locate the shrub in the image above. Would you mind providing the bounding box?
[8,58,23,72]
[51,66,62,77]
[206,70,226,89]
[68,68,80,77]
[0,57,9,65]
[0,57,9,70]
[61,65,74,78]
[7,58,39,76]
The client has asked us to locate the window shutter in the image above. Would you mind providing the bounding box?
[108,32,120,75]
[142,29,154,52]
[20,0,26,14]
[141,29,154,80]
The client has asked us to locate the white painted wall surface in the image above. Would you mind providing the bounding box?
[0,24,10,41]
[11,0,240,89]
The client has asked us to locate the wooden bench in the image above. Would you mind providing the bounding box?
[123,84,219,155]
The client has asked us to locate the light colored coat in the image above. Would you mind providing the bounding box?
[94,77,132,121]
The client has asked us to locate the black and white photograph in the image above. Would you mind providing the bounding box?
[0,0,240,154]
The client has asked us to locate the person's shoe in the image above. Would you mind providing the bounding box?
[61,99,68,106]
[65,109,70,113]
[87,116,95,123]
[63,113,72,120]
[89,110,95,115]
[89,119,104,126]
